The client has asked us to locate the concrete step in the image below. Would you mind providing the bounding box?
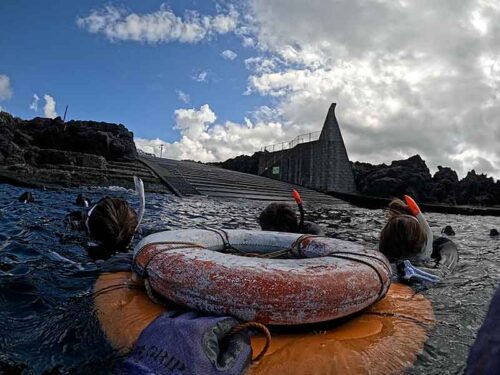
[196,188,340,204]
[196,191,298,201]
[189,180,332,199]
[140,157,347,205]
[138,157,200,196]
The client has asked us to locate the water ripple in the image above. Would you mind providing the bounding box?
[0,183,499,374]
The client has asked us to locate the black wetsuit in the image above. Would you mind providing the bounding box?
[466,287,500,374]
[427,236,459,276]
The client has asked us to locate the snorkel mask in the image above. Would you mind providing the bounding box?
[396,260,441,284]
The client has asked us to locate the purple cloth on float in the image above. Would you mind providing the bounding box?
[466,287,500,375]
[117,311,252,375]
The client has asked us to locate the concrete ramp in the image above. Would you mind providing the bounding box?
[142,157,347,205]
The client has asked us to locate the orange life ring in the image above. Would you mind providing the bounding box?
[133,229,391,325]
[94,272,435,374]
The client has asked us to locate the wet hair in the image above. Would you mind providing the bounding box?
[379,198,427,261]
[259,203,300,233]
[87,197,138,253]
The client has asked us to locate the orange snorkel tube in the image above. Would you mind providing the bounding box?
[404,195,420,216]
[293,189,302,205]
[404,195,433,257]
[293,189,305,230]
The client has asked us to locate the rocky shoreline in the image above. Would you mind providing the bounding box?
[352,155,500,206]
[216,153,500,206]
[3,111,499,207]
[0,112,167,193]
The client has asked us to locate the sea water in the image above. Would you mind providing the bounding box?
[0,183,499,374]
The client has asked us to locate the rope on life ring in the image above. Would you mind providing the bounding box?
[133,229,392,325]
[223,322,272,363]
[203,227,317,259]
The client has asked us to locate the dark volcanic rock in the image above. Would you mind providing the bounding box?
[0,112,137,162]
[352,155,432,202]
[212,152,262,174]
[432,166,459,205]
[456,170,498,206]
[0,111,167,192]
[24,116,137,161]
[351,155,500,206]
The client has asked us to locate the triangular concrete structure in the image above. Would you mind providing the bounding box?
[258,103,357,194]
[318,103,357,192]
[320,103,342,141]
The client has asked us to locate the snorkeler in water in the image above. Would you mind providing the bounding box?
[65,177,145,260]
[75,193,91,207]
[258,190,324,235]
[379,195,458,283]
[19,191,35,203]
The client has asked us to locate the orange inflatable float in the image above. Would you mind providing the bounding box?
[94,272,434,374]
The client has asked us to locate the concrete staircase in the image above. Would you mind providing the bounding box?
[142,157,347,205]
[104,160,170,193]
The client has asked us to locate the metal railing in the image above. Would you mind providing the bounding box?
[260,131,321,152]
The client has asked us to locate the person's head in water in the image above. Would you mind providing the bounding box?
[379,198,427,262]
[76,193,91,207]
[19,192,34,203]
[86,197,138,253]
[258,202,324,235]
[259,203,299,233]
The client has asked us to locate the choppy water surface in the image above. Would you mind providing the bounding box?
[0,183,499,374]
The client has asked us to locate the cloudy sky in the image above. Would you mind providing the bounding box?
[1,0,500,179]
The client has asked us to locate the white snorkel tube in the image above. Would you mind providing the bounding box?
[404,195,433,259]
[134,176,145,232]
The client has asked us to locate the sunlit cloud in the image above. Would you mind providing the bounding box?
[77,4,238,44]
[43,94,57,118]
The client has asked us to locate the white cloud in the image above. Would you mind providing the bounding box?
[239,0,500,178]
[77,4,238,44]
[0,74,13,101]
[221,49,238,60]
[192,71,208,82]
[176,90,190,103]
[135,137,168,157]
[242,37,255,47]
[244,56,278,74]
[43,94,57,118]
[30,94,40,111]
[135,104,285,161]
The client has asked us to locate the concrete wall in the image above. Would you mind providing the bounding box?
[258,104,357,193]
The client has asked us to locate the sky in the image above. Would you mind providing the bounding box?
[1,0,500,179]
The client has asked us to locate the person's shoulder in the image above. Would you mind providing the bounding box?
[433,236,453,247]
